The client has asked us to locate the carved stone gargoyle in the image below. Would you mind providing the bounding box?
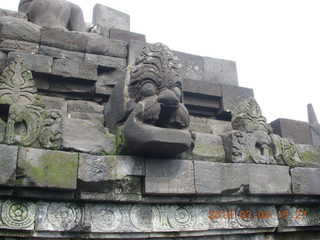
[104,43,192,157]
[0,56,62,149]
[222,97,304,166]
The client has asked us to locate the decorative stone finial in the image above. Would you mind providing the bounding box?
[105,43,192,157]
[308,103,320,146]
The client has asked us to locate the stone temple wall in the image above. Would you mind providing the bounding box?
[0,3,319,240]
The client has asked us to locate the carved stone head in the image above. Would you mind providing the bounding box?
[105,43,192,157]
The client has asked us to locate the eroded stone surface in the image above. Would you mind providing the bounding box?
[0,144,18,186]
[16,147,78,189]
[61,117,116,155]
[291,168,320,195]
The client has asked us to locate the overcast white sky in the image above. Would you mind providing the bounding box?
[1,0,320,123]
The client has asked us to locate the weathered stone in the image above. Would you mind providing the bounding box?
[51,58,97,81]
[86,34,128,58]
[204,57,238,86]
[0,144,18,186]
[0,8,27,19]
[194,161,223,194]
[106,43,192,157]
[68,112,104,125]
[5,104,62,149]
[41,95,67,117]
[189,115,207,124]
[7,52,53,74]
[85,53,126,70]
[48,78,95,94]
[296,144,320,167]
[183,78,221,97]
[188,122,212,133]
[16,147,78,189]
[67,100,103,114]
[109,28,146,42]
[207,119,232,135]
[14,188,74,200]
[145,159,195,194]
[93,4,130,31]
[187,133,225,162]
[248,165,291,194]
[223,163,249,194]
[218,85,254,119]
[0,56,43,106]
[0,39,39,53]
[41,27,88,52]
[95,70,125,95]
[0,117,5,142]
[307,103,320,146]
[0,51,7,73]
[19,0,86,31]
[271,118,312,145]
[61,117,116,155]
[173,51,205,81]
[291,168,320,195]
[0,199,35,230]
[232,97,267,133]
[39,45,84,61]
[128,40,147,64]
[78,154,144,192]
[0,16,41,43]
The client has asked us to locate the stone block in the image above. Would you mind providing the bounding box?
[189,115,207,124]
[218,85,254,119]
[85,53,126,70]
[204,57,238,86]
[189,133,226,162]
[51,58,97,81]
[296,144,320,167]
[222,163,249,194]
[86,34,127,58]
[67,100,103,114]
[16,147,78,189]
[183,78,221,97]
[0,51,6,73]
[173,51,205,81]
[109,28,146,42]
[0,39,39,53]
[248,165,291,194]
[39,45,84,61]
[0,16,41,43]
[128,40,147,64]
[207,119,232,135]
[0,144,18,186]
[194,161,223,194]
[14,188,74,200]
[7,52,52,74]
[189,122,212,134]
[0,8,27,20]
[291,168,320,195]
[270,118,313,145]
[41,27,88,52]
[145,159,195,194]
[93,4,130,31]
[61,117,116,155]
[68,112,105,125]
[41,96,67,117]
[48,79,95,94]
[78,154,144,192]
[95,70,125,95]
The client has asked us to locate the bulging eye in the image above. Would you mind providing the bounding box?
[172,86,182,99]
[141,82,156,97]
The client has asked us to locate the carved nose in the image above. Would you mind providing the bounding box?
[158,89,179,106]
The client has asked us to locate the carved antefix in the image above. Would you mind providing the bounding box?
[5,104,62,149]
[0,56,43,106]
[105,43,192,157]
[223,97,304,166]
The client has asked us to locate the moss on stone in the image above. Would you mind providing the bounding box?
[299,150,320,166]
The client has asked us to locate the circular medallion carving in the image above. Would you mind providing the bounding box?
[47,203,81,230]
[130,204,152,231]
[2,200,35,229]
[235,206,255,228]
[91,204,122,231]
[292,206,312,226]
[168,205,195,230]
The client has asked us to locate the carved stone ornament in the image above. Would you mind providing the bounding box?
[105,43,192,157]
[223,97,303,166]
[5,104,62,149]
[0,56,43,106]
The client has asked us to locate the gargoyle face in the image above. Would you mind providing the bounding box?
[123,43,192,157]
